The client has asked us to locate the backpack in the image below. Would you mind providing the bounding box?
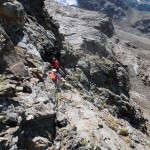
[56,73,61,82]
[54,59,60,69]
[49,72,57,82]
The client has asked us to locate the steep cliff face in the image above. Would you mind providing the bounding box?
[0,0,58,149]
[0,0,150,149]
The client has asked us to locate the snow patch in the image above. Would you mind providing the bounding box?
[57,0,78,6]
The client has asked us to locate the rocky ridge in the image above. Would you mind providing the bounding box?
[76,0,150,132]
[0,0,150,149]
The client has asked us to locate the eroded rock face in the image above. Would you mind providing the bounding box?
[18,0,63,46]
[0,26,26,76]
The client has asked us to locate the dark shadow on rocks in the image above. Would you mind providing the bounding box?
[0,58,9,75]
[17,115,56,150]
[18,0,64,47]
[0,98,20,112]
[121,115,147,134]
[0,98,22,134]
[81,39,110,58]
[10,29,25,46]
[1,21,24,46]
[106,94,147,133]
[61,44,80,69]
[0,38,10,74]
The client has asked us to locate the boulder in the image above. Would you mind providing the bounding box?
[0,0,26,34]
[56,112,67,128]
[32,136,52,150]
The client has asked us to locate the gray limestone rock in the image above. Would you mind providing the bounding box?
[32,136,52,150]
[56,112,68,128]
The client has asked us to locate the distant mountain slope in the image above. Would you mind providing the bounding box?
[77,0,150,38]
[125,0,150,11]
[57,0,150,17]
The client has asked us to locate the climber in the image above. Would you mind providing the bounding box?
[51,57,60,71]
[51,46,61,62]
[49,69,61,92]
[50,57,66,77]
[41,44,53,62]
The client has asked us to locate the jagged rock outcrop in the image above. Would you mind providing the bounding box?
[0,26,27,78]
[18,0,63,46]
[0,0,57,149]
[0,0,150,149]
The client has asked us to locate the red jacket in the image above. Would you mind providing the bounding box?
[53,59,60,69]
